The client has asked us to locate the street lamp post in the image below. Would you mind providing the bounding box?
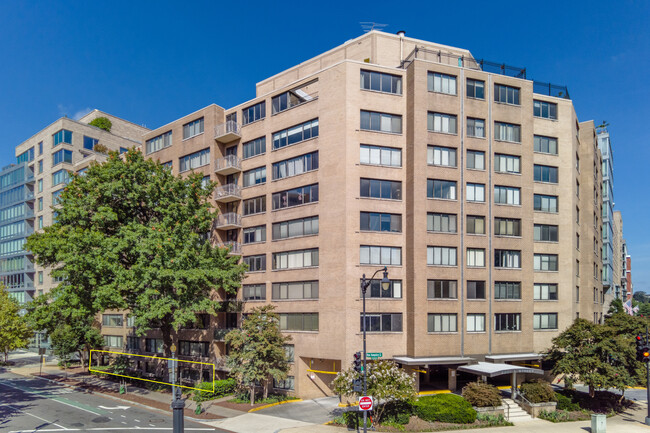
[360,266,390,433]
[170,344,184,433]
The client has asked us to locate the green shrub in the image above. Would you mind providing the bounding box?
[462,381,502,407]
[413,394,477,424]
[476,413,513,426]
[379,400,413,425]
[193,378,236,402]
[89,116,112,132]
[520,379,556,403]
[555,392,580,411]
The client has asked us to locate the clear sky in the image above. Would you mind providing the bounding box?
[1,1,649,290]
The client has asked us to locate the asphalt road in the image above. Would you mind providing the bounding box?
[0,370,228,433]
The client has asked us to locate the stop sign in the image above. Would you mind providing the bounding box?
[359,395,373,411]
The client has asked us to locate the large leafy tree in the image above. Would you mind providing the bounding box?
[0,285,32,362]
[225,305,291,405]
[26,150,246,357]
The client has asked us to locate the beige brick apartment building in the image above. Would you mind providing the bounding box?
[93,31,606,398]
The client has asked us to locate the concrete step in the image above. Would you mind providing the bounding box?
[501,398,534,422]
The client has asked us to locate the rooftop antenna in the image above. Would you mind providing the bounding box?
[360,22,388,33]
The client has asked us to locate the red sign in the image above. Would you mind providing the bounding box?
[359,395,373,411]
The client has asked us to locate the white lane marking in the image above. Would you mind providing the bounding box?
[0,380,101,416]
[84,429,215,431]
[2,403,68,429]
[9,430,79,433]
[134,419,140,422]
[98,405,130,410]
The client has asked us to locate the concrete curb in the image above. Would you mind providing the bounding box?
[248,398,303,412]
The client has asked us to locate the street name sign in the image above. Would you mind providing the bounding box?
[366,352,382,359]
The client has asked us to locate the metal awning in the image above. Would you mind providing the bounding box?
[485,353,542,362]
[393,356,475,366]
[457,362,543,377]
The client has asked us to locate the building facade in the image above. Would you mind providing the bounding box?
[612,210,624,301]
[95,31,610,398]
[598,127,615,313]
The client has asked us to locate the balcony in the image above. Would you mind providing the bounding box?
[214,328,237,341]
[214,121,241,143]
[214,184,241,203]
[219,241,242,255]
[214,155,242,176]
[216,212,242,230]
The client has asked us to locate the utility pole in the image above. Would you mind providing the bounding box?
[170,344,184,433]
[646,326,650,426]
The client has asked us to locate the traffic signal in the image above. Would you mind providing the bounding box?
[642,346,650,364]
[353,352,362,374]
[637,336,646,362]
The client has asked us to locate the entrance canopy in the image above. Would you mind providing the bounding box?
[484,353,542,363]
[393,356,475,366]
[457,362,543,378]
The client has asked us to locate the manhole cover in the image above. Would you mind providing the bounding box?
[92,416,111,423]
[69,422,84,427]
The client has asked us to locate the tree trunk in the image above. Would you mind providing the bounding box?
[4,350,7,363]
[78,350,85,368]
[589,385,595,398]
[263,379,268,399]
[160,322,174,359]
[250,385,255,406]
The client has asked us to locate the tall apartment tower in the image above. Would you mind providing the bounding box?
[118,31,605,398]
[597,127,615,313]
[10,110,148,312]
[612,210,624,301]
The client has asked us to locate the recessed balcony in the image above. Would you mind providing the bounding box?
[214,155,242,176]
[219,241,242,255]
[214,121,241,143]
[214,184,241,203]
[216,212,242,230]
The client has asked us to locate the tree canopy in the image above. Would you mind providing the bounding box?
[0,285,32,362]
[88,116,112,132]
[26,149,246,356]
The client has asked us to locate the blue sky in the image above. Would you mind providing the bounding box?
[1,1,649,290]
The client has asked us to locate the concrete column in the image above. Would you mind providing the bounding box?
[447,368,457,391]
[511,372,517,398]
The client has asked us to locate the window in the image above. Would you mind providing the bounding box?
[494,250,521,268]
[466,118,485,138]
[16,148,34,164]
[363,279,402,298]
[428,314,457,332]
[38,160,43,174]
[52,149,72,166]
[495,282,521,300]
[427,179,457,200]
[179,148,210,172]
[360,212,402,232]
[533,313,558,330]
[494,122,521,142]
[427,146,457,167]
[146,131,172,154]
[467,314,486,332]
[428,72,457,95]
[243,166,266,187]
[427,213,457,233]
[494,217,520,237]
[534,165,558,183]
[494,154,521,174]
[360,178,401,200]
[533,100,557,120]
[243,137,266,159]
[467,249,485,267]
[38,198,43,211]
[273,119,319,149]
[272,84,318,114]
[52,169,70,187]
[144,338,164,353]
[104,335,123,348]
[243,225,266,244]
[466,79,485,99]
[534,224,558,242]
[272,152,318,180]
[427,280,457,299]
[494,186,521,205]
[466,183,485,202]
[179,341,209,357]
[83,136,98,150]
[183,117,204,139]
[127,336,139,350]
[102,314,123,327]
[272,248,319,270]
[534,254,558,271]
[428,112,457,134]
[279,313,318,331]
[360,70,402,94]
[466,215,485,234]
[242,101,266,125]
[38,142,43,155]
[360,145,401,167]
[272,216,319,240]
[272,184,319,210]
[274,376,295,390]
[576,260,580,277]
[38,216,43,229]
[53,129,72,146]
[284,345,294,363]
[243,254,266,272]
[427,246,457,266]
[119,147,128,154]
[494,84,520,105]
[360,246,401,266]
[272,281,319,300]
[243,195,266,216]
[467,150,485,170]
[243,284,266,301]
[467,281,486,299]
[534,194,558,213]
[495,313,521,331]
[361,313,402,332]
[534,135,558,155]
[534,283,558,300]
[360,111,402,134]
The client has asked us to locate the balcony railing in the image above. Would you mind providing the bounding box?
[216,212,242,229]
[214,155,242,175]
[219,241,242,255]
[214,184,241,203]
[214,120,241,143]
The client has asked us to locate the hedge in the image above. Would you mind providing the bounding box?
[462,381,502,407]
[193,378,236,402]
[519,380,556,403]
[413,394,477,424]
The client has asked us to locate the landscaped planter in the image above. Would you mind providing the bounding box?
[473,405,505,417]
[518,400,557,418]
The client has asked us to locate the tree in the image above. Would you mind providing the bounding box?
[0,286,32,362]
[25,149,247,357]
[633,291,649,303]
[89,117,112,132]
[333,360,416,426]
[225,305,291,405]
[608,298,624,315]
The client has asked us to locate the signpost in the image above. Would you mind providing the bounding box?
[359,396,373,411]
